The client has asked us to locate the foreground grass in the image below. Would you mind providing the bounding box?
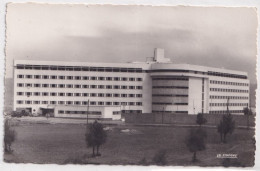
[4,121,255,166]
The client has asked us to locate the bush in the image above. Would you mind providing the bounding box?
[138,157,148,166]
[4,119,16,153]
[152,149,167,165]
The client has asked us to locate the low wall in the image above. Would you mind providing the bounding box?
[124,113,255,127]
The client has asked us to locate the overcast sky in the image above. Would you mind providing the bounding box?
[5,3,257,83]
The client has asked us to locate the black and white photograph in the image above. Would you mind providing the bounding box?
[2,2,258,168]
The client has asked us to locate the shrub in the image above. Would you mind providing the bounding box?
[152,149,167,165]
[4,119,16,153]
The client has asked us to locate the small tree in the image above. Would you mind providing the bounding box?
[196,113,207,127]
[4,119,16,153]
[217,113,235,143]
[186,128,207,162]
[85,120,107,157]
[243,107,253,129]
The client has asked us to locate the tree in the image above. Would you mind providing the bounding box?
[85,120,107,157]
[217,113,235,143]
[4,119,16,153]
[196,113,207,127]
[243,107,253,129]
[186,128,207,162]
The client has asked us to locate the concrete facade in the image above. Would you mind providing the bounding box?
[13,48,250,118]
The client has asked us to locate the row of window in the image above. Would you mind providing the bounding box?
[152,77,188,81]
[152,102,188,105]
[16,64,145,73]
[209,110,244,114]
[209,95,249,100]
[17,75,143,81]
[17,83,143,90]
[210,103,248,107]
[17,92,142,98]
[208,71,247,79]
[210,88,248,93]
[16,100,143,106]
[152,86,188,89]
[152,110,188,113]
[58,110,102,115]
[152,94,188,97]
[210,80,249,86]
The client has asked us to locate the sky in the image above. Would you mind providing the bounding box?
[5,3,258,83]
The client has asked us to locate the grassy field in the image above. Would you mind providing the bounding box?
[4,120,255,166]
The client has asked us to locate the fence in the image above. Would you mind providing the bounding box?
[123,113,255,127]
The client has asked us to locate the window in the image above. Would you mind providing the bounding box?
[106,85,112,89]
[33,101,40,104]
[106,93,112,97]
[136,94,142,98]
[51,84,57,88]
[33,92,40,96]
[58,110,64,114]
[17,92,23,96]
[113,93,120,97]
[98,101,104,105]
[98,77,105,80]
[42,92,49,96]
[137,78,143,81]
[18,83,24,87]
[26,83,32,87]
[121,85,127,89]
[83,85,89,88]
[26,92,32,96]
[43,75,49,79]
[17,75,24,78]
[59,76,65,79]
[122,77,128,81]
[59,93,65,96]
[50,101,56,105]
[129,94,135,97]
[34,84,41,88]
[136,102,142,106]
[42,101,48,104]
[90,101,96,105]
[114,85,120,89]
[74,93,81,96]
[75,76,81,80]
[83,93,89,97]
[106,77,112,81]
[106,102,112,105]
[113,102,120,105]
[137,86,143,89]
[83,76,89,80]
[121,94,127,97]
[42,84,49,88]
[114,77,120,81]
[82,101,89,105]
[59,101,65,105]
[26,75,32,79]
[91,77,97,80]
[67,93,73,96]
[98,85,105,89]
[59,84,65,88]
[98,93,104,97]
[91,93,97,97]
[34,75,41,79]
[66,84,73,88]
[129,86,135,89]
[26,101,32,104]
[51,92,57,96]
[66,101,73,105]
[51,75,57,79]
[128,102,135,106]
[129,78,135,81]
[91,85,97,89]
[67,76,73,80]
[75,85,81,88]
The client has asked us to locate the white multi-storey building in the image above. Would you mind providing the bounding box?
[13,48,250,118]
